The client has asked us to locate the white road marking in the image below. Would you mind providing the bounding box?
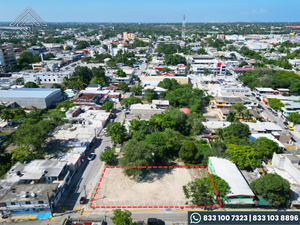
[133,199,136,205]
[143,199,146,206]
[113,199,116,205]
[123,199,127,206]
[152,199,155,206]
[173,199,178,205]
[167,181,174,189]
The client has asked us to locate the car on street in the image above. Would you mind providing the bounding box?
[284,121,289,126]
[104,146,110,151]
[79,196,86,204]
[147,218,164,225]
[287,125,294,131]
[87,153,96,160]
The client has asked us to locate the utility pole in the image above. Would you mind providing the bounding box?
[47,192,53,217]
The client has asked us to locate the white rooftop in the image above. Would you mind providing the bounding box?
[249,133,285,148]
[209,157,255,197]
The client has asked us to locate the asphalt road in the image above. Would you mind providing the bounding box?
[260,102,300,150]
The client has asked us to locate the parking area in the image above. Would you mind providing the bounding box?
[93,167,207,207]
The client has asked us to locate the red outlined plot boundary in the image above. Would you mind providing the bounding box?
[90,166,222,209]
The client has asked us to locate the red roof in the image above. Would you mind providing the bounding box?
[106,86,118,90]
[180,108,190,114]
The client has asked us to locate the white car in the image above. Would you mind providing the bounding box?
[87,153,96,160]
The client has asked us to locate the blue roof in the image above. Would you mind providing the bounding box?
[0,88,61,99]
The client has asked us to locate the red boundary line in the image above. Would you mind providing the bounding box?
[90,166,222,209]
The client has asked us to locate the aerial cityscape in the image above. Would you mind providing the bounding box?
[1,1,300,225]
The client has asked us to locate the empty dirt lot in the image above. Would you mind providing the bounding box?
[93,167,208,207]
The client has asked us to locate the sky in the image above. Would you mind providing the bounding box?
[0,0,299,23]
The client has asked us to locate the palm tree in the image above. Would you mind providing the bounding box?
[231,103,246,120]
[244,109,252,122]
[0,108,13,124]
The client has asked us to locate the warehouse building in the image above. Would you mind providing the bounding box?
[0,88,62,109]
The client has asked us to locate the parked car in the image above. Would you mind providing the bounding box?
[147,218,164,225]
[80,196,86,204]
[284,121,289,126]
[104,146,110,151]
[287,125,294,131]
[88,153,96,160]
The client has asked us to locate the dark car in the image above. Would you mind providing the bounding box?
[147,218,164,225]
[80,196,86,204]
[284,121,289,126]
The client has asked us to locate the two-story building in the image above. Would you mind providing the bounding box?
[210,97,258,109]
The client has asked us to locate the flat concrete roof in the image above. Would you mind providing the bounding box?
[1,183,59,203]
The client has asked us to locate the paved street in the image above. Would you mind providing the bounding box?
[260,102,300,150]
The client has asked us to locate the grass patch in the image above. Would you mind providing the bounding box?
[0,132,13,137]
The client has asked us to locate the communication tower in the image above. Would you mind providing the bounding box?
[182,15,185,40]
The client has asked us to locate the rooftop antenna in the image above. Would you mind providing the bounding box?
[182,15,185,40]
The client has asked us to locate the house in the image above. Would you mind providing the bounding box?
[208,157,255,208]
[141,86,167,96]
[281,103,300,117]
[71,93,103,106]
[152,100,169,109]
[0,160,71,216]
[277,88,290,94]
[209,97,258,109]
[107,92,121,103]
[65,106,82,119]
[255,87,275,95]
[249,133,285,149]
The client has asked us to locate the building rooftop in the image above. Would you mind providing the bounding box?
[209,157,255,197]
[0,183,59,203]
[249,133,285,148]
[0,88,61,99]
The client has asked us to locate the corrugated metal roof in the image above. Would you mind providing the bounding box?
[0,88,60,99]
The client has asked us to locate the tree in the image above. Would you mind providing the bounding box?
[238,61,248,67]
[250,174,290,206]
[288,112,300,124]
[142,89,158,102]
[268,98,284,111]
[226,111,237,122]
[103,101,113,111]
[130,84,143,95]
[251,137,280,161]
[119,139,155,177]
[75,41,90,50]
[149,114,176,132]
[186,112,205,136]
[0,108,13,123]
[121,97,141,107]
[106,59,117,68]
[162,67,171,73]
[222,122,251,145]
[231,103,246,119]
[56,100,75,112]
[100,149,114,164]
[105,122,127,144]
[164,54,186,65]
[10,108,26,121]
[111,209,135,225]
[24,82,39,88]
[116,69,126,77]
[179,141,199,164]
[225,144,261,170]
[65,46,73,51]
[243,109,252,122]
[183,175,229,206]
[62,76,86,90]
[145,132,168,163]
[73,66,93,85]
[157,78,179,91]
[90,76,106,86]
[118,81,128,91]
[197,48,207,55]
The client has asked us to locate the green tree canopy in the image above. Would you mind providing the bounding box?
[121,97,141,107]
[142,89,158,102]
[100,149,114,164]
[225,144,261,170]
[221,122,251,145]
[251,137,280,160]
[130,84,143,95]
[111,209,136,225]
[119,139,155,177]
[183,175,229,206]
[179,141,199,164]
[105,122,127,144]
[116,69,127,77]
[103,101,113,111]
[250,174,290,206]
[268,98,284,111]
[118,81,128,91]
[24,82,39,88]
[288,112,300,124]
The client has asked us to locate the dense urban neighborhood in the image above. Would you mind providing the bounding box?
[2,6,300,225]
